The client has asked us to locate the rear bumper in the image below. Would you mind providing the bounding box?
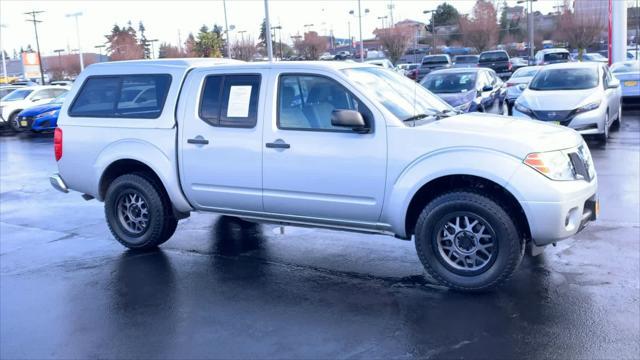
[50,173,69,193]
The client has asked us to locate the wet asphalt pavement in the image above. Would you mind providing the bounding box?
[1,112,639,359]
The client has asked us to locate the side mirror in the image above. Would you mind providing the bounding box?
[331,109,368,133]
[608,79,620,89]
[482,85,493,92]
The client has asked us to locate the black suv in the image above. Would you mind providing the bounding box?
[478,50,512,79]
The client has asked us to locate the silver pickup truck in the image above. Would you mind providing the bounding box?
[51,59,598,291]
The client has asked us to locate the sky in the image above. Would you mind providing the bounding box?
[0,0,585,57]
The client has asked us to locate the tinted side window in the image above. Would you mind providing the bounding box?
[278,74,372,131]
[69,75,171,118]
[199,74,260,128]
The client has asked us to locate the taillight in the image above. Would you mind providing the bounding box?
[508,62,513,71]
[54,128,62,161]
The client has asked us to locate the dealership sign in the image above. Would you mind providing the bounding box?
[21,52,41,79]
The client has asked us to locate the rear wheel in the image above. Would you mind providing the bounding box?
[414,191,524,291]
[8,112,22,133]
[105,174,178,250]
[597,111,609,144]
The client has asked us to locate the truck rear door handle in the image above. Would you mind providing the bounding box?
[266,141,290,149]
[187,137,209,145]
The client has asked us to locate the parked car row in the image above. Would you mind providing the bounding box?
[0,85,70,133]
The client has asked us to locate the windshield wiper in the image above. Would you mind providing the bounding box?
[402,113,431,122]
[402,109,460,122]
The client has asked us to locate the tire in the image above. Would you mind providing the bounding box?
[597,111,609,144]
[414,191,525,292]
[105,173,178,250]
[8,112,22,133]
[611,102,622,132]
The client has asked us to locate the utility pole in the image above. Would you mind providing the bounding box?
[24,10,46,84]
[263,0,273,61]
[66,12,84,71]
[388,0,395,26]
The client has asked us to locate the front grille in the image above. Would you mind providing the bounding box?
[531,110,572,122]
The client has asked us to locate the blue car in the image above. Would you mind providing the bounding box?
[16,93,66,132]
[420,68,507,114]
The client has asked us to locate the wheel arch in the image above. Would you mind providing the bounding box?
[403,174,531,242]
[99,158,191,219]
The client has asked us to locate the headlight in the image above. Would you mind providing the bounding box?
[35,109,59,119]
[575,100,601,115]
[455,102,471,112]
[524,151,576,181]
[514,101,533,116]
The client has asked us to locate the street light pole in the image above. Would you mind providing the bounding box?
[423,10,436,55]
[25,10,46,84]
[94,45,105,62]
[66,12,84,71]
[263,0,273,62]
[517,0,537,63]
[0,24,7,82]
[223,0,231,58]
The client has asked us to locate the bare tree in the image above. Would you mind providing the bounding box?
[459,0,499,52]
[293,31,327,60]
[232,37,257,62]
[556,10,604,60]
[377,27,412,65]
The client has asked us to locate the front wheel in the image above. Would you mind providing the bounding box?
[414,191,524,291]
[105,173,178,250]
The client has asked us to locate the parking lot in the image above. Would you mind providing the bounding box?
[1,111,639,358]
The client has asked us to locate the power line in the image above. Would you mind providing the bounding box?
[24,10,46,85]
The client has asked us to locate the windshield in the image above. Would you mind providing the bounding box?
[421,72,476,93]
[585,53,607,60]
[529,68,598,90]
[342,67,451,121]
[422,56,448,64]
[512,67,539,78]
[51,93,67,104]
[1,89,33,101]
[454,56,478,63]
[611,62,640,73]
[479,52,508,62]
[544,52,569,61]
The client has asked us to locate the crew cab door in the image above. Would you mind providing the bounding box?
[179,68,266,212]
[262,71,387,223]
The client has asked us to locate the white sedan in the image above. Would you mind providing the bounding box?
[513,62,622,143]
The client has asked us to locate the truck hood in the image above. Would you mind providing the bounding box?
[413,112,582,158]
[520,89,595,110]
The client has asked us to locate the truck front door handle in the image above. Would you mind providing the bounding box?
[187,136,209,145]
[266,141,290,149]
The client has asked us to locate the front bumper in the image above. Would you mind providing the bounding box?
[50,173,69,193]
[512,107,605,135]
[507,164,598,246]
